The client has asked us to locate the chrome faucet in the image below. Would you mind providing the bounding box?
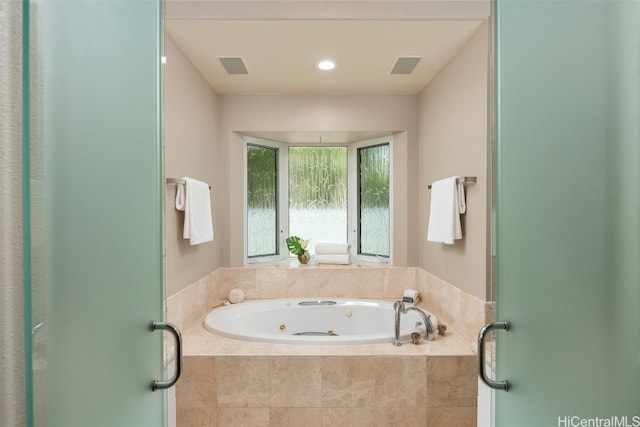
[393,301,435,346]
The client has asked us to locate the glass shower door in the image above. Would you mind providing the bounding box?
[493,0,639,425]
[26,0,166,425]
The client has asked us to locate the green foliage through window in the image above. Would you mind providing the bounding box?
[358,143,390,257]
[289,147,347,210]
[247,144,278,257]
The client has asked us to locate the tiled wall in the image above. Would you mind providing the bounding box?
[177,355,477,427]
[415,268,490,343]
[167,266,488,343]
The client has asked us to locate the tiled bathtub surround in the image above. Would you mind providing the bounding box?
[167,271,216,333]
[167,266,488,343]
[168,266,485,426]
[177,321,478,427]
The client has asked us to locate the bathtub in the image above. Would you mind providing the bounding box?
[204,298,438,345]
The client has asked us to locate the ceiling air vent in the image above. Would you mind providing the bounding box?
[390,56,422,75]
[218,57,248,75]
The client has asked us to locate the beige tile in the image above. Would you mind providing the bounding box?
[270,408,322,427]
[216,357,269,407]
[374,356,427,407]
[367,341,430,356]
[416,268,429,297]
[484,301,494,324]
[287,269,323,297]
[319,269,352,298]
[184,275,213,329]
[373,407,427,427]
[322,408,376,426]
[270,344,323,356]
[166,291,185,331]
[204,271,217,306]
[321,357,375,408]
[217,268,257,300]
[197,272,215,311]
[422,272,438,315]
[427,406,477,427]
[427,273,461,328]
[424,333,475,357]
[270,357,322,407]
[218,340,272,356]
[426,356,477,407]
[217,408,269,427]
[385,268,417,299]
[182,328,228,357]
[176,408,217,427]
[320,344,377,356]
[351,269,387,299]
[176,357,216,409]
[256,268,288,298]
[458,291,486,342]
[212,268,222,296]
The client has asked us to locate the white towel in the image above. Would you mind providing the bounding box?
[315,242,351,255]
[175,177,213,245]
[427,176,466,244]
[316,254,351,265]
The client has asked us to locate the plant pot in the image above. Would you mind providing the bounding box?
[297,251,310,264]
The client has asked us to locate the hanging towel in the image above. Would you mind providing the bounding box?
[315,242,351,255]
[427,176,466,244]
[175,177,213,245]
[316,254,351,265]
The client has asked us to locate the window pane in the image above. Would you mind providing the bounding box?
[358,144,390,257]
[289,147,347,254]
[247,144,278,257]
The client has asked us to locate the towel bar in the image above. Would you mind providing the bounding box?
[427,176,476,190]
[166,177,211,190]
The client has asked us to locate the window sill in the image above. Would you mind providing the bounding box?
[244,258,391,269]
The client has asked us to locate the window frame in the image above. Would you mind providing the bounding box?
[244,137,289,264]
[349,136,393,263]
[244,135,393,265]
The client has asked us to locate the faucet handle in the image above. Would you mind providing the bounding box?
[411,332,421,345]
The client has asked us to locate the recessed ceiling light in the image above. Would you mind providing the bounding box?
[317,60,336,71]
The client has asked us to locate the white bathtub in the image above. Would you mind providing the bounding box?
[204,298,438,345]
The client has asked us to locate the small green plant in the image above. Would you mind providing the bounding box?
[286,236,310,256]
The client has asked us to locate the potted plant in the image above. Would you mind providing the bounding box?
[286,236,311,264]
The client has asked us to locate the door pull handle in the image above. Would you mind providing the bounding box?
[478,321,510,391]
[150,321,182,391]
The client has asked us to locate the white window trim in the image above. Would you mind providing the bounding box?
[244,136,289,264]
[348,135,393,264]
[245,134,393,265]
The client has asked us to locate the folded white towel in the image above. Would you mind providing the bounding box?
[315,242,351,255]
[316,254,351,265]
[175,177,213,245]
[427,176,466,244]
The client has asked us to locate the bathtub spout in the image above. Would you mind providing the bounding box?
[403,306,435,342]
[392,301,435,346]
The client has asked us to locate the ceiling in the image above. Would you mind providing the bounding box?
[165,19,485,95]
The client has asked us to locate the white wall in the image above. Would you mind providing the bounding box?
[418,22,490,300]
[164,35,222,296]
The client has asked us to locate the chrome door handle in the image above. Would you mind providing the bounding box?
[478,321,510,391]
[150,321,182,391]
